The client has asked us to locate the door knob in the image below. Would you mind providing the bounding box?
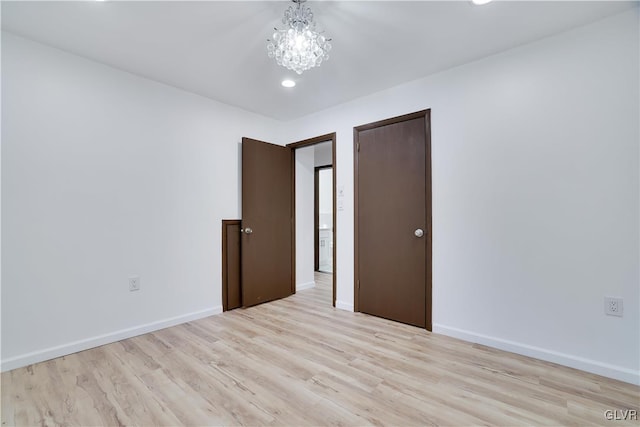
[414,228,424,238]
[242,227,253,234]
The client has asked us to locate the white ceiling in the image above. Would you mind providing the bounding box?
[2,1,636,120]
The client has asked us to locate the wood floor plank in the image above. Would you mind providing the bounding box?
[2,272,639,426]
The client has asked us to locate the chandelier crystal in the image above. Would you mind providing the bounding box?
[267,0,332,75]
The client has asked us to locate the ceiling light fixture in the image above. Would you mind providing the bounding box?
[471,0,493,5]
[267,0,332,75]
[281,79,296,88]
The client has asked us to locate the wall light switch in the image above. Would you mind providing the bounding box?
[129,276,140,292]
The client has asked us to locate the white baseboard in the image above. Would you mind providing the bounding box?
[433,323,640,386]
[1,306,222,372]
[336,300,354,312]
[296,281,315,291]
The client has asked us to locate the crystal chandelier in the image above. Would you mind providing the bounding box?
[267,0,332,75]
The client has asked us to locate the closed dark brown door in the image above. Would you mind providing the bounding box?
[354,110,431,329]
[241,138,293,307]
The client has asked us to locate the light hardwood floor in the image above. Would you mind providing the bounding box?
[2,271,639,426]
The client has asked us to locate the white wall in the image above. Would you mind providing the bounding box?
[0,28,3,367]
[315,141,333,229]
[283,10,640,384]
[295,146,315,290]
[314,142,332,167]
[1,33,282,370]
[318,169,333,272]
[318,169,333,230]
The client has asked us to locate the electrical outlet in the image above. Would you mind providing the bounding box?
[604,297,623,317]
[129,276,140,292]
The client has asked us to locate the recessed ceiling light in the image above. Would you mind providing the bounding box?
[281,79,296,88]
[472,0,493,4]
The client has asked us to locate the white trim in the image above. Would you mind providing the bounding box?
[296,281,315,291]
[1,306,222,372]
[336,300,354,312]
[433,323,640,386]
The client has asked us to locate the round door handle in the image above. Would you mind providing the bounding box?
[242,227,253,234]
[414,228,424,238]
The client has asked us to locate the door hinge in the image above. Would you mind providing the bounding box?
[357,280,360,290]
[356,142,360,152]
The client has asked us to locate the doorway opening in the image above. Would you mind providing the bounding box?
[287,133,336,307]
[315,165,333,274]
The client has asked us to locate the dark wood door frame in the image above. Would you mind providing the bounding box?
[287,133,337,307]
[354,110,432,330]
[314,165,332,272]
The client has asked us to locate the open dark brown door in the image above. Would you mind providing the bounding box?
[354,110,432,329]
[241,138,293,307]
